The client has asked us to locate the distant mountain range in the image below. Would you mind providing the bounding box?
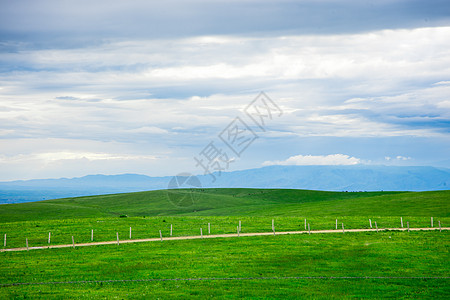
[1,165,449,204]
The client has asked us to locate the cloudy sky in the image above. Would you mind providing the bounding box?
[0,0,450,181]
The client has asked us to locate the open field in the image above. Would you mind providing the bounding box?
[1,189,448,249]
[1,189,449,222]
[1,188,449,298]
[1,231,449,298]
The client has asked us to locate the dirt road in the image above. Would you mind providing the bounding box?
[1,227,447,252]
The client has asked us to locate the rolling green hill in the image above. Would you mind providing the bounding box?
[1,188,448,223]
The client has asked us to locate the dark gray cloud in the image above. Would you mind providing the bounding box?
[1,0,450,49]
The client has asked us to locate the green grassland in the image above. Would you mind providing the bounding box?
[1,189,449,222]
[1,215,449,250]
[1,188,449,298]
[1,231,449,299]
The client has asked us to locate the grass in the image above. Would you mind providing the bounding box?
[0,189,449,222]
[1,215,448,249]
[0,188,449,298]
[1,231,449,298]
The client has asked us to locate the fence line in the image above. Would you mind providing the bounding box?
[2,227,448,253]
[1,217,446,251]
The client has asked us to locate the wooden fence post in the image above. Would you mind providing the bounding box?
[72,236,75,248]
[91,229,93,241]
[200,228,203,238]
[272,219,276,235]
[48,232,51,244]
[159,230,162,241]
[369,219,372,228]
[129,227,132,239]
[170,224,173,237]
[208,223,210,235]
[4,234,6,247]
[304,219,307,230]
[117,232,119,245]
[401,217,403,228]
[308,223,311,235]
[335,219,338,230]
[431,217,433,227]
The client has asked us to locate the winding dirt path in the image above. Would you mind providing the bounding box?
[1,227,448,252]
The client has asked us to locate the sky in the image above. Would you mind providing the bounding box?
[0,0,450,181]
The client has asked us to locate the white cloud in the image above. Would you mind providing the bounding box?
[433,81,450,85]
[1,25,450,180]
[0,150,159,163]
[125,126,169,135]
[396,156,411,161]
[437,100,450,109]
[263,154,361,166]
[384,156,412,162]
[0,138,181,180]
[4,27,450,93]
[36,152,158,162]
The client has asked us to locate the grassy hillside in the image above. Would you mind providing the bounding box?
[0,189,449,223]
